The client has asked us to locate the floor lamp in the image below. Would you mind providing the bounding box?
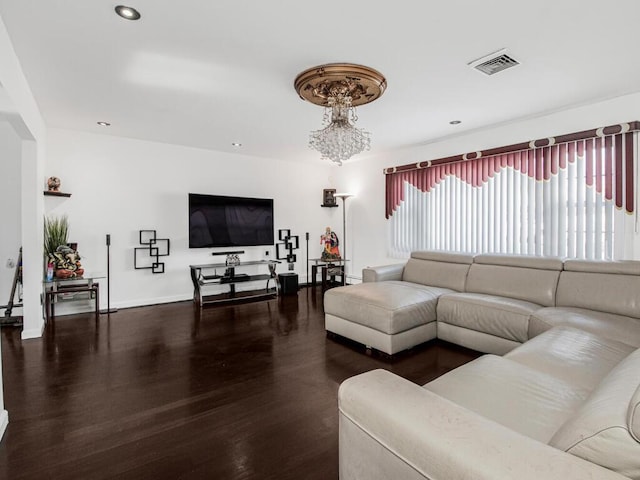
[333,193,353,285]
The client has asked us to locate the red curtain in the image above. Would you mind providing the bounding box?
[384,123,637,219]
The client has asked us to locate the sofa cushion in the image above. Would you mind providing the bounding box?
[324,281,453,335]
[474,253,564,271]
[550,348,640,479]
[506,326,635,391]
[402,251,473,291]
[557,260,640,320]
[437,292,539,343]
[565,259,640,275]
[465,254,562,307]
[424,355,589,443]
[530,307,640,348]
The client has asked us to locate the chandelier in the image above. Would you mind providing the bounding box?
[294,63,387,166]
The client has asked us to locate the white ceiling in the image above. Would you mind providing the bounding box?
[1,0,640,164]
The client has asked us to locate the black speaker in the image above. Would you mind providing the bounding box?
[278,273,299,295]
[106,234,111,246]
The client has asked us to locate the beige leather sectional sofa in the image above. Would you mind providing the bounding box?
[325,251,640,355]
[326,251,640,479]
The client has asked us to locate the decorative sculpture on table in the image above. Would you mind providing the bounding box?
[320,226,341,261]
[47,176,61,192]
[225,254,240,266]
[44,215,84,279]
[49,246,84,279]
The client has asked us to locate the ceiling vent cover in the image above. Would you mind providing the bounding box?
[469,50,520,76]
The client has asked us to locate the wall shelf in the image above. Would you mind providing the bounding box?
[44,191,71,198]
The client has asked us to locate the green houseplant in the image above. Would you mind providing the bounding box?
[44,215,69,258]
[44,215,84,278]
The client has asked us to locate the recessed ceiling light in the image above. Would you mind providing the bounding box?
[97,121,111,127]
[449,120,462,125]
[115,5,141,20]
[231,142,242,147]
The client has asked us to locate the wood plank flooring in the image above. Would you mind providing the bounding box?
[0,287,480,480]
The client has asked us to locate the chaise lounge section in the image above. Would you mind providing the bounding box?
[324,251,473,355]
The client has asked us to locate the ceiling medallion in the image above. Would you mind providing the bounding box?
[294,63,386,165]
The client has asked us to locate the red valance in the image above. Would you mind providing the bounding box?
[384,121,639,219]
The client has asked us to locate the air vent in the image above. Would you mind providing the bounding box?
[468,49,520,76]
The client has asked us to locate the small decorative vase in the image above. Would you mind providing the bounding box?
[225,254,240,266]
[47,176,61,192]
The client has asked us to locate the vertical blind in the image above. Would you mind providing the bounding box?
[385,123,638,260]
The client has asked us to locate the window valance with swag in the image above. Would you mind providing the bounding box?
[384,122,638,260]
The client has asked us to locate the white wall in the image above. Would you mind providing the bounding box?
[0,12,48,442]
[46,128,345,310]
[340,92,640,277]
[0,120,16,442]
[0,14,47,340]
[0,120,21,314]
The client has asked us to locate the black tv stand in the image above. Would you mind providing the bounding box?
[189,260,280,306]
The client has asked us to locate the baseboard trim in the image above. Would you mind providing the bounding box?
[48,294,192,317]
[0,409,8,441]
[21,320,45,340]
[111,294,192,310]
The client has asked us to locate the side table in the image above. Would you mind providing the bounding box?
[309,258,348,289]
[44,276,102,322]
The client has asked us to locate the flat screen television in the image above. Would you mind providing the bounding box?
[188,193,274,248]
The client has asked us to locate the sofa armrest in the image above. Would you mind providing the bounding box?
[339,369,625,480]
[362,263,404,283]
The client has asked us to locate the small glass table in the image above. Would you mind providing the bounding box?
[308,258,349,289]
[43,274,104,322]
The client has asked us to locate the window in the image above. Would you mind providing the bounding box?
[385,125,637,260]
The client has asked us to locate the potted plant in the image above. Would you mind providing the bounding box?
[44,215,84,278]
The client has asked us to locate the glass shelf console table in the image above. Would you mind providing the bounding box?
[189,260,280,307]
[43,274,104,322]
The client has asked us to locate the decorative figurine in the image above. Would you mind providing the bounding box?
[49,245,84,278]
[47,176,61,192]
[225,253,240,266]
[320,226,341,261]
[323,189,336,206]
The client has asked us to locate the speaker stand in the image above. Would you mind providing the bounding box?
[100,233,118,314]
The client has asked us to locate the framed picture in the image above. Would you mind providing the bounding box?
[323,189,336,206]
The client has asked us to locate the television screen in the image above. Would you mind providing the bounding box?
[189,193,274,248]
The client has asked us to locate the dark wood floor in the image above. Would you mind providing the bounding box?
[0,287,480,480]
